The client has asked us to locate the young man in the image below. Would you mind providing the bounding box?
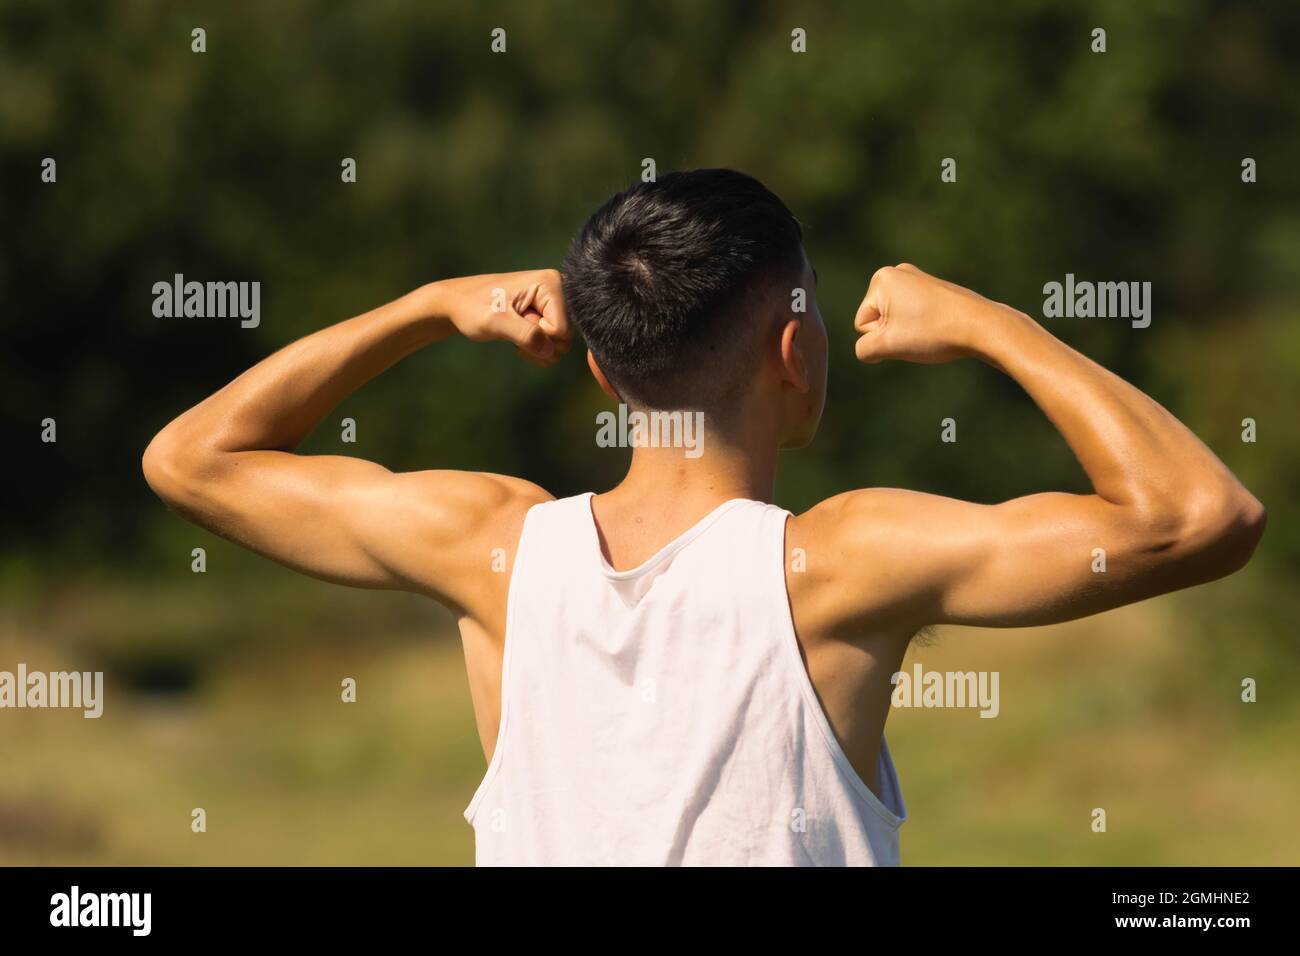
[143,169,1265,866]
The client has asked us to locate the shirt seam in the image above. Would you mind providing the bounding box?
[462,497,539,825]
[773,509,907,830]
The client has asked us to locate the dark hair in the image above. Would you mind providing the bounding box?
[562,169,804,415]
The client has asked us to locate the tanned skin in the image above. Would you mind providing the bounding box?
[143,263,1266,801]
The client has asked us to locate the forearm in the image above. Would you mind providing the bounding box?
[974,304,1259,523]
[154,284,452,456]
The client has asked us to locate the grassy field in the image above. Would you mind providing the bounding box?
[1,565,1296,866]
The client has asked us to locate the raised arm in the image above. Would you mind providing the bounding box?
[141,270,570,625]
[790,264,1265,636]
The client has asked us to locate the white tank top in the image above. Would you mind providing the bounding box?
[464,492,906,865]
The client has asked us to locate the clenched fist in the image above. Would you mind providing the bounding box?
[853,263,1009,365]
[431,269,572,367]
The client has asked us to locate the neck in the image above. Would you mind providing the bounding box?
[608,421,780,509]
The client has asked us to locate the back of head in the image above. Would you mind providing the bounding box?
[562,169,804,421]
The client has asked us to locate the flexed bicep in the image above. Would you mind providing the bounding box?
[810,267,1264,636]
[792,486,1261,634]
[142,272,565,620]
[144,445,547,616]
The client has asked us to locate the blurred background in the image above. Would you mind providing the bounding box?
[1,0,1297,864]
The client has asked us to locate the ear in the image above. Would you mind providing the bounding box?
[587,349,622,401]
[779,319,811,393]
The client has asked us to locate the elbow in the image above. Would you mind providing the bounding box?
[1219,493,1268,573]
[142,432,182,504]
[1164,485,1267,579]
[142,428,206,510]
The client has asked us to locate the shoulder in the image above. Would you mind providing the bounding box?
[785,488,948,643]
[788,488,936,550]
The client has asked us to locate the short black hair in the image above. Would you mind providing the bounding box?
[562,169,804,415]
